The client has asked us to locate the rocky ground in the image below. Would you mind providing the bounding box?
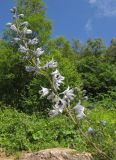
[0,148,92,160]
[19,148,92,160]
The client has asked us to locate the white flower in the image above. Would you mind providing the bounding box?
[22,56,29,60]
[25,66,36,72]
[51,69,65,80]
[18,45,29,53]
[13,15,17,19]
[50,98,66,117]
[18,14,24,18]
[20,21,29,27]
[28,37,38,45]
[86,127,95,137]
[34,48,44,57]
[73,100,85,114]
[83,96,88,100]
[51,69,65,90]
[10,24,17,32]
[76,112,86,120]
[47,92,55,101]
[10,7,17,13]
[53,79,63,90]
[43,58,57,69]
[23,27,32,34]
[49,109,59,117]
[51,69,59,76]
[13,38,20,42]
[61,86,75,100]
[54,99,66,113]
[6,22,12,27]
[73,100,85,120]
[39,87,49,97]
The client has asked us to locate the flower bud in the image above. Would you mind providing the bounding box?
[6,23,12,27]
[23,27,32,34]
[20,21,29,27]
[18,14,24,18]
[86,127,96,137]
[10,7,17,13]
[10,24,17,32]
[39,87,49,97]
[12,15,17,19]
[13,38,20,43]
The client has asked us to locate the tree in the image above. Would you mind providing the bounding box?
[0,0,52,110]
[81,38,106,57]
[76,54,116,98]
[106,38,116,63]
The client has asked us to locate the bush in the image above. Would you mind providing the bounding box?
[0,107,115,159]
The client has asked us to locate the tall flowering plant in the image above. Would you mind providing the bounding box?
[5,7,111,160]
[6,6,86,119]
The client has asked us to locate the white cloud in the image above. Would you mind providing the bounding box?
[88,0,97,4]
[88,0,116,17]
[85,19,93,35]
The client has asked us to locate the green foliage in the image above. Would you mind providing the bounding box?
[106,38,116,62]
[76,54,116,98]
[0,0,52,110]
[0,106,115,159]
[81,38,106,56]
[0,40,34,108]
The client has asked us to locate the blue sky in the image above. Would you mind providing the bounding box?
[0,0,116,45]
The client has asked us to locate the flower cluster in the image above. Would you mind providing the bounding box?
[7,7,86,120]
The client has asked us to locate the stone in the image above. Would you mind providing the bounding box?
[19,148,93,160]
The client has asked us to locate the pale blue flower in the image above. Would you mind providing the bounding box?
[50,98,66,117]
[34,48,44,57]
[43,58,57,69]
[73,100,85,113]
[13,15,17,19]
[18,45,29,53]
[6,23,12,27]
[49,109,59,117]
[10,24,17,32]
[61,86,75,100]
[10,7,17,13]
[18,14,24,18]
[25,66,36,72]
[13,38,20,42]
[73,100,85,120]
[28,37,38,45]
[39,87,49,97]
[51,70,65,90]
[76,112,86,120]
[86,127,95,137]
[47,92,55,101]
[23,27,32,34]
[20,21,29,27]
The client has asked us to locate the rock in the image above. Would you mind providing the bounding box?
[19,148,93,160]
